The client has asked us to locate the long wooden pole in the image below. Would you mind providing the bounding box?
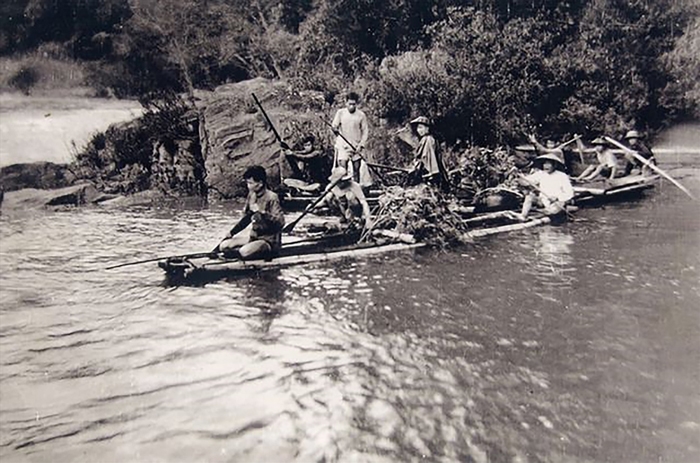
[282,177,343,233]
[556,134,582,150]
[604,136,696,200]
[252,93,290,149]
[322,117,359,153]
[364,162,410,173]
[106,251,217,270]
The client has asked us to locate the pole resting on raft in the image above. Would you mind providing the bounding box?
[604,136,696,200]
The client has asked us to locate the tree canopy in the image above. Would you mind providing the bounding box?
[3,0,699,144]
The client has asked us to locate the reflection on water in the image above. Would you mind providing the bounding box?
[530,227,576,294]
[1,179,699,462]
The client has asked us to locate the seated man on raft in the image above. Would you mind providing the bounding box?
[622,130,657,177]
[283,134,331,190]
[511,151,574,221]
[217,165,285,260]
[575,137,619,182]
[528,134,565,162]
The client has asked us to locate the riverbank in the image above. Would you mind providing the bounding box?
[1,90,699,215]
[0,92,142,166]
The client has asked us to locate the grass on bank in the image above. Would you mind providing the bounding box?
[0,52,97,98]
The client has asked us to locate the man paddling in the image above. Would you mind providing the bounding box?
[622,130,656,176]
[575,137,618,181]
[314,166,371,232]
[527,134,565,162]
[511,152,574,221]
[218,166,285,260]
[283,135,330,187]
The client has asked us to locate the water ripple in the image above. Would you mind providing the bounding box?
[1,193,698,462]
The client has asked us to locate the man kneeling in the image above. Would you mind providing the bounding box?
[218,166,285,260]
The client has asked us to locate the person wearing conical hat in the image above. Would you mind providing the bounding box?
[406,116,449,191]
[512,151,574,220]
[575,137,618,182]
[622,130,656,176]
[314,166,371,231]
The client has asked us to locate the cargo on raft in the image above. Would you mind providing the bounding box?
[155,173,659,283]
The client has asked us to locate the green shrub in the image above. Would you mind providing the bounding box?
[370,10,550,146]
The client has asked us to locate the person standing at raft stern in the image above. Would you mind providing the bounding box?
[514,152,574,221]
[331,92,370,186]
[218,166,284,260]
[407,116,449,190]
[622,130,656,176]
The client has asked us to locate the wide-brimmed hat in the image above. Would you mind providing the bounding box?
[534,152,565,167]
[624,130,641,140]
[591,137,607,145]
[409,116,431,126]
[328,166,351,183]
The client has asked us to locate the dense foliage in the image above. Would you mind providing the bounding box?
[72,95,203,195]
[3,0,698,145]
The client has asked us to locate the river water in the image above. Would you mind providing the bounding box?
[1,164,699,462]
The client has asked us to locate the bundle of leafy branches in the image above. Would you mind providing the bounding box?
[449,146,515,201]
[372,185,469,247]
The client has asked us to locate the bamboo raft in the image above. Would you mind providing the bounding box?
[157,211,563,282]
[572,174,658,204]
[157,175,659,282]
[159,235,423,282]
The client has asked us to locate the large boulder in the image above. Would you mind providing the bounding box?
[0,162,76,191]
[198,78,332,199]
[1,183,100,212]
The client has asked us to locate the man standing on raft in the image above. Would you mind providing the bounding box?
[331,92,372,189]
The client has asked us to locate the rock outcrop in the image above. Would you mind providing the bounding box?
[3,78,410,208]
[0,162,76,191]
[1,183,101,212]
[197,78,333,199]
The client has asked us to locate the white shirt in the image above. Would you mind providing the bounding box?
[525,170,574,203]
[597,149,618,169]
[332,108,368,150]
